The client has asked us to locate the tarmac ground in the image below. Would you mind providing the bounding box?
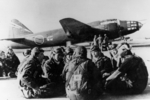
[0,78,150,100]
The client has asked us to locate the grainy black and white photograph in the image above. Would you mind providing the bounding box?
[0,0,150,100]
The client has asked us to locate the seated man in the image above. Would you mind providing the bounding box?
[5,47,20,77]
[0,51,6,76]
[43,47,65,96]
[90,45,115,86]
[18,47,51,98]
[105,43,148,94]
[17,49,32,75]
[65,46,102,100]
[62,47,74,79]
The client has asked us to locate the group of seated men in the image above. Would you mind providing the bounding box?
[17,38,148,100]
[0,47,20,77]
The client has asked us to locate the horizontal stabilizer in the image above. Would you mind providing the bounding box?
[0,38,25,42]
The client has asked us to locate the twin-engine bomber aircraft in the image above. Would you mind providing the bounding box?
[0,18,143,49]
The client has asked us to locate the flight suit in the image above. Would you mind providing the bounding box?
[5,53,20,77]
[0,58,6,76]
[105,55,148,94]
[93,53,114,90]
[40,56,49,77]
[17,55,30,75]
[66,57,102,100]
[19,56,48,98]
[62,47,74,79]
[66,46,103,100]
[20,56,43,87]
[62,57,73,80]
[93,54,114,78]
[43,57,65,95]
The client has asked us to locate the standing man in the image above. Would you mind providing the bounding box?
[97,35,103,50]
[102,34,109,51]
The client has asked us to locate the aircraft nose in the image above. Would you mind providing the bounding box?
[138,21,143,29]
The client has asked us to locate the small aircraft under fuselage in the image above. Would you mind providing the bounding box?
[0,18,143,49]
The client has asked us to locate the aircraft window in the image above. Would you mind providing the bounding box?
[127,24,130,27]
[134,24,137,26]
[111,20,117,23]
[100,19,117,25]
[132,21,136,24]
[132,27,135,30]
[134,23,137,26]
[128,28,131,30]
[127,21,130,24]
[131,24,136,27]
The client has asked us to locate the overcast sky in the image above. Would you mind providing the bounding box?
[0,0,150,38]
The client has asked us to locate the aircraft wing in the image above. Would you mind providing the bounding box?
[0,38,25,42]
[59,18,108,41]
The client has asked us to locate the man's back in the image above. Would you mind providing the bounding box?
[118,55,148,93]
[19,56,42,86]
[66,56,102,100]
[118,55,148,80]
[106,54,148,94]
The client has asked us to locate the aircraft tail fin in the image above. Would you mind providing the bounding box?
[9,19,33,38]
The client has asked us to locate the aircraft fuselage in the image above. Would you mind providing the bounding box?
[1,18,143,49]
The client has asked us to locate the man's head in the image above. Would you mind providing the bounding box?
[65,47,73,55]
[90,45,102,58]
[0,51,5,59]
[31,47,44,62]
[23,49,31,56]
[65,47,73,60]
[117,43,132,57]
[7,47,14,56]
[73,46,87,58]
[53,47,64,61]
